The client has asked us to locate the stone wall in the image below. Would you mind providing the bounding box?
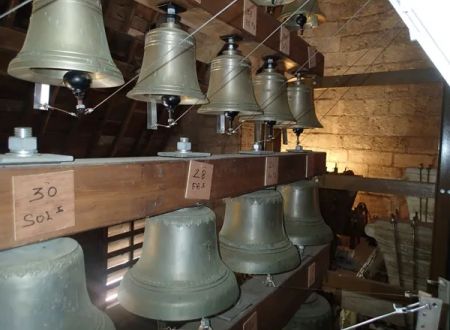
[285,0,443,219]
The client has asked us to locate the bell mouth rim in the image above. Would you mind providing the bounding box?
[8,63,124,88]
[127,92,208,105]
[121,265,233,291]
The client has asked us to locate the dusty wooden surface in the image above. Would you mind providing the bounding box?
[0,152,325,250]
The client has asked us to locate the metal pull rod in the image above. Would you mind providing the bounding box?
[342,302,427,330]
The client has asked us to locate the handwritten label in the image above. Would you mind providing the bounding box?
[243,312,258,330]
[185,161,214,200]
[308,46,317,68]
[243,0,257,36]
[280,26,290,54]
[12,170,75,241]
[264,157,279,186]
[307,262,316,288]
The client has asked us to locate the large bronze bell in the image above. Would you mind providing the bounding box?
[287,74,323,129]
[118,206,239,321]
[278,180,333,246]
[283,293,333,330]
[8,0,123,88]
[219,190,301,274]
[0,238,115,330]
[240,56,295,127]
[197,35,261,116]
[127,9,207,105]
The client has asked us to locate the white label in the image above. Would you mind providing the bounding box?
[185,161,214,200]
[12,171,75,241]
[243,0,257,36]
[280,26,290,54]
[265,157,279,186]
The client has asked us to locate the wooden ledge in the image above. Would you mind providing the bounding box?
[0,152,326,250]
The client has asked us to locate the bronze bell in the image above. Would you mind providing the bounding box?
[278,0,326,31]
[8,0,123,88]
[127,6,207,105]
[240,56,295,127]
[278,179,333,246]
[118,206,239,321]
[287,73,323,129]
[198,35,261,117]
[0,238,115,330]
[283,293,333,330]
[219,190,301,274]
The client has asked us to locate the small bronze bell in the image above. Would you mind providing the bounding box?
[127,6,207,106]
[198,35,261,117]
[0,238,115,330]
[240,56,295,127]
[283,293,333,330]
[278,180,333,246]
[8,0,123,88]
[287,73,322,129]
[219,190,301,274]
[118,206,239,321]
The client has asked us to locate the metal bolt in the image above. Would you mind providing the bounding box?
[14,127,32,138]
[8,127,37,157]
[177,137,191,153]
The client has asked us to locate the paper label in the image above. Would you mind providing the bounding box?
[12,170,75,241]
[243,0,257,36]
[185,161,214,200]
[280,26,290,54]
[264,157,279,186]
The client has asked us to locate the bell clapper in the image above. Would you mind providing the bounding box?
[198,317,213,330]
[161,95,181,127]
[63,70,92,116]
[293,127,304,151]
[263,274,277,287]
[225,111,239,135]
[265,120,276,140]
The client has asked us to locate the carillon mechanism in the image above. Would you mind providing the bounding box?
[240,55,295,151]
[219,190,301,275]
[0,238,115,330]
[198,34,261,135]
[118,207,239,321]
[287,71,322,152]
[278,179,333,247]
[278,0,326,33]
[127,3,206,127]
[7,0,124,113]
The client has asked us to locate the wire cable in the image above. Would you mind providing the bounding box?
[0,0,32,20]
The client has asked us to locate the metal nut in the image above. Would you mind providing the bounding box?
[8,136,37,156]
[177,137,192,153]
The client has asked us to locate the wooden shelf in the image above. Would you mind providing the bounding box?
[0,152,326,250]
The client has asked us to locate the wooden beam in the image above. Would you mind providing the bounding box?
[0,152,326,250]
[323,271,412,304]
[431,84,450,280]
[318,174,435,198]
[316,68,443,89]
